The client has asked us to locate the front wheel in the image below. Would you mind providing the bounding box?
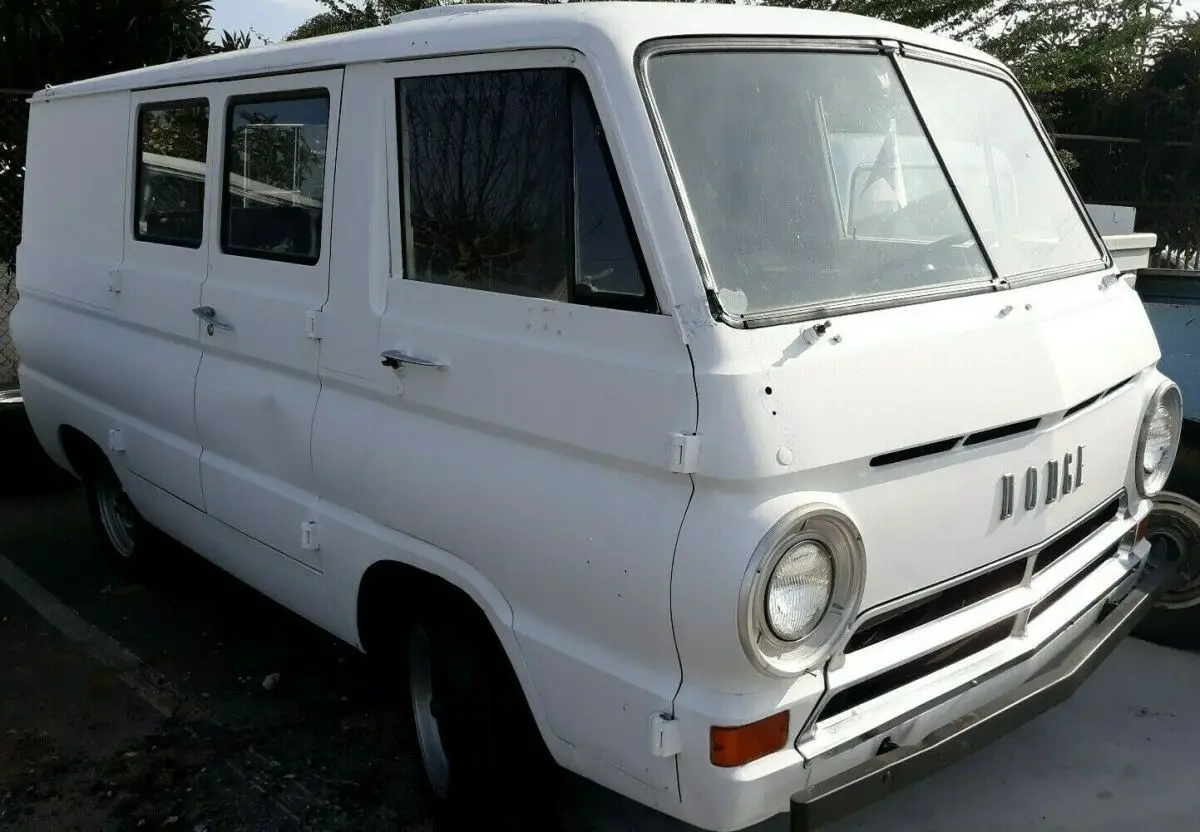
[406,601,556,828]
[1133,490,1200,650]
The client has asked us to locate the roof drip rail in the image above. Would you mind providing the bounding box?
[388,3,540,25]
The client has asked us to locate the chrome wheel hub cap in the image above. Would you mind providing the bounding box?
[408,625,451,798]
[96,476,138,558]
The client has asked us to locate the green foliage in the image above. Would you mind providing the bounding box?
[0,0,218,90]
[1054,14,1200,263]
[213,29,261,53]
[761,0,997,35]
[287,12,366,40]
[286,0,440,40]
[289,0,1001,39]
[974,1,1179,126]
[0,0,250,281]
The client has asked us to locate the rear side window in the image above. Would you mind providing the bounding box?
[221,91,330,265]
[134,100,210,248]
[397,68,655,311]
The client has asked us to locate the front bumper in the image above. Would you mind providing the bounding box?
[789,548,1177,831]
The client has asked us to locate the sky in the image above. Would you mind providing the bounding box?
[211,0,1200,44]
[209,0,325,42]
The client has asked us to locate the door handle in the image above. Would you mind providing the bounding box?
[192,306,232,332]
[380,349,448,370]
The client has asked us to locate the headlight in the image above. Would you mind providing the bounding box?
[739,506,865,677]
[765,541,833,641]
[1136,380,1183,497]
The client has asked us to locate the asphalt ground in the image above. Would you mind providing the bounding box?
[0,482,437,832]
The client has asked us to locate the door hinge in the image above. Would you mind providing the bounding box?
[300,520,320,551]
[305,309,322,341]
[668,432,700,474]
[106,266,123,294]
[107,428,125,453]
[650,713,682,758]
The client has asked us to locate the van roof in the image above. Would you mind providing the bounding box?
[32,1,1004,103]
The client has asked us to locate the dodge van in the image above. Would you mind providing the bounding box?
[10,4,1184,830]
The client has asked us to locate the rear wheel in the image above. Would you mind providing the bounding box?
[83,455,157,567]
[1134,437,1200,650]
[405,599,557,829]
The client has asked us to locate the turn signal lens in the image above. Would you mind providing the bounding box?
[710,711,790,768]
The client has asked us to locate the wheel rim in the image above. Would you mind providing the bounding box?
[408,625,451,798]
[96,475,138,558]
[1147,491,1200,610]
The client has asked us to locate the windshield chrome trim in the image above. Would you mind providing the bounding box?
[636,36,1110,329]
[738,279,995,329]
[1004,261,1119,290]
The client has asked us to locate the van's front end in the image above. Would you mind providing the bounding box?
[638,31,1183,832]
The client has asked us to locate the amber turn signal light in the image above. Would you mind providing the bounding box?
[710,711,790,768]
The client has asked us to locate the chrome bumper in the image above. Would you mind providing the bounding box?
[789,545,1178,831]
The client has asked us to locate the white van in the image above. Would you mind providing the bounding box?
[10,4,1185,830]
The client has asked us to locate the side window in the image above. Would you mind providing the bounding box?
[397,68,656,310]
[570,79,654,310]
[399,70,572,299]
[134,100,210,248]
[221,91,330,265]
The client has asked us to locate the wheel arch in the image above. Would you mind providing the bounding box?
[353,556,563,760]
[57,423,106,478]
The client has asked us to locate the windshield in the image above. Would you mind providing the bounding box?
[644,48,1105,319]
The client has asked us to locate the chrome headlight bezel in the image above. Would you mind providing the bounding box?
[1135,379,1183,498]
[737,505,866,677]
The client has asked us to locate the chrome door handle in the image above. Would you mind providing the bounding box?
[192,306,232,331]
[380,349,448,370]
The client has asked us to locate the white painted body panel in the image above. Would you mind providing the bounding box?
[194,69,343,574]
[15,89,209,508]
[9,5,1173,832]
[310,55,697,798]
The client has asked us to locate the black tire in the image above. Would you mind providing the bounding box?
[1133,432,1200,651]
[406,597,558,830]
[82,453,159,569]
[1135,598,1200,650]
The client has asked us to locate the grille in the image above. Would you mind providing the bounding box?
[1031,497,1121,574]
[817,494,1123,724]
[823,616,1019,720]
[843,557,1026,652]
[1030,542,1121,620]
[845,495,1120,653]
